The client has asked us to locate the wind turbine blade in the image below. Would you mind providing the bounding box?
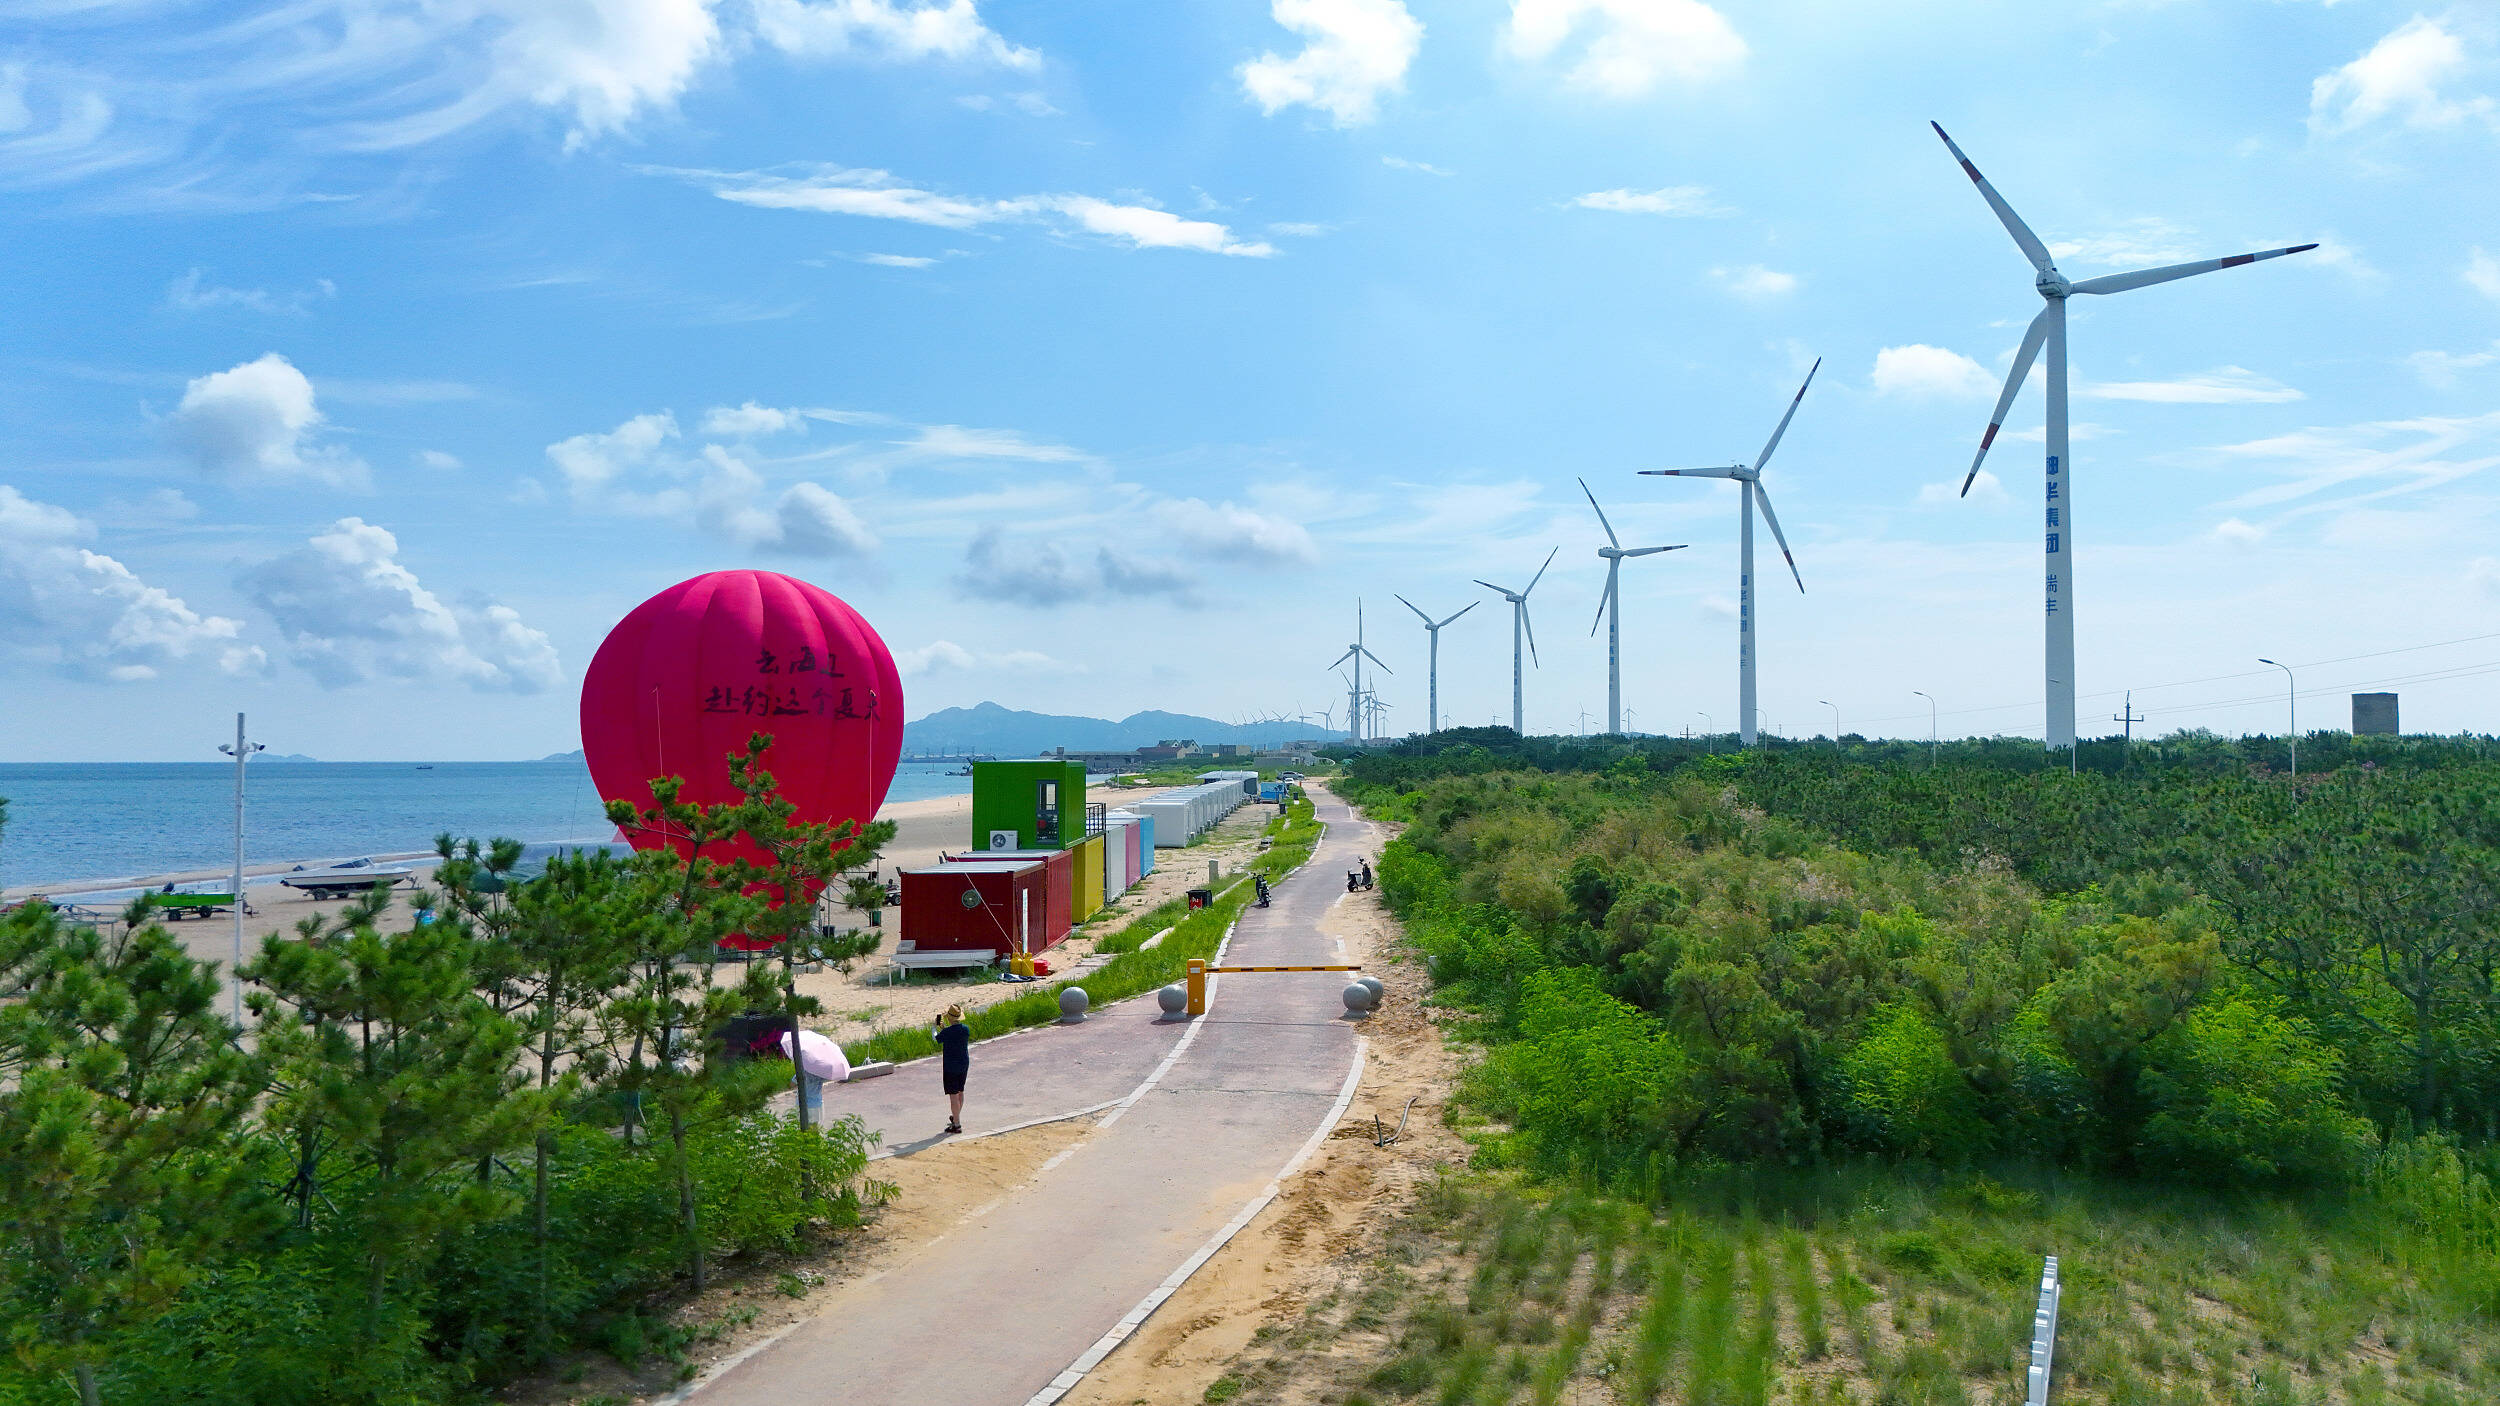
[2070,243,2318,296]
[1473,579,1513,596]
[1963,306,2050,495]
[1751,486,1805,592]
[1639,465,1745,479]
[1752,358,1821,472]
[1931,122,2054,274]
[1622,545,1687,557]
[1436,601,1480,628]
[1394,593,1433,625]
[1578,476,1620,548]
[1327,647,1357,671]
[1590,572,1614,636]
[1523,546,1558,596]
[1523,605,1540,667]
[1359,645,1394,674]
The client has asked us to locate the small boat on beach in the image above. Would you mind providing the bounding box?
[280,858,414,899]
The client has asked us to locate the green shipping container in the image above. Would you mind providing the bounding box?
[970,758,1090,852]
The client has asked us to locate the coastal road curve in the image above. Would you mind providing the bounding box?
[682,788,1377,1406]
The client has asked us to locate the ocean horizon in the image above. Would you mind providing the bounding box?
[0,758,981,895]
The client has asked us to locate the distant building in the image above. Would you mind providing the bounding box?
[2353,692,2399,736]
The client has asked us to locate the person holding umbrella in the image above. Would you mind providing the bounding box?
[933,1005,971,1134]
[780,1024,851,1119]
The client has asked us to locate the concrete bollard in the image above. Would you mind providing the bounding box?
[1356,975,1384,1008]
[1157,984,1187,1015]
[1342,983,1374,1016]
[1058,986,1090,1023]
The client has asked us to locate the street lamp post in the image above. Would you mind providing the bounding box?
[1912,690,1938,765]
[1695,712,1712,754]
[2258,658,2296,777]
[217,714,265,1026]
[1819,699,1841,749]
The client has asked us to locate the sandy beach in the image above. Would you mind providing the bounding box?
[6,781,1284,1042]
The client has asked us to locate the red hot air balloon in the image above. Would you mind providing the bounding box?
[580,571,904,948]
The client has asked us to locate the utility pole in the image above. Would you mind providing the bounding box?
[1912,690,1938,766]
[217,714,265,1026]
[2258,659,2296,776]
[2112,691,2144,747]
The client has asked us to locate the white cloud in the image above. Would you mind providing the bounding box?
[166,352,367,487]
[2210,410,2500,514]
[1920,469,2004,505]
[2211,517,2266,546]
[690,166,1274,255]
[2409,343,2500,388]
[2084,367,2302,404]
[2472,556,2500,599]
[2047,217,2198,269]
[1710,264,1795,298]
[2309,16,2494,135]
[900,424,1086,461]
[1380,154,1450,175]
[1872,344,1994,399]
[858,252,936,267]
[546,411,877,556]
[897,638,1061,676]
[0,485,258,682]
[1502,0,1746,97]
[957,91,1057,116]
[1151,498,1319,564]
[749,0,1037,69]
[166,269,336,315]
[239,517,559,691]
[954,529,1199,607]
[2468,248,2500,301]
[1698,591,1737,621]
[1238,0,1422,127]
[1572,185,1727,216]
[416,449,462,470]
[702,401,803,436]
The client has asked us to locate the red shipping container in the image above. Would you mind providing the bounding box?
[900,861,1049,956]
[942,847,1074,950]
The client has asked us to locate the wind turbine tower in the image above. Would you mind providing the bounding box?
[1641,359,1817,746]
[1580,477,1687,735]
[1328,602,1391,745]
[1932,122,2314,753]
[1394,595,1479,735]
[1475,548,1557,736]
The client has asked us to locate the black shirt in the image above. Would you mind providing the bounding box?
[935,1022,970,1071]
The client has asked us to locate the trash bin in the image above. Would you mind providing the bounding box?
[1187,887,1213,911]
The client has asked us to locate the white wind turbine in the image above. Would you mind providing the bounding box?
[1640,359,1817,747]
[1394,595,1479,735]
[1579,477,1687,736]
[1327,601,1391,744]
[1475,548,1557,736]
[1932,121,2315,753]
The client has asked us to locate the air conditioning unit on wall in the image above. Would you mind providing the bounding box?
[988,829,1020,851]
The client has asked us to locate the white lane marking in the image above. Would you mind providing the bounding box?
[1021,1038,1369,1406]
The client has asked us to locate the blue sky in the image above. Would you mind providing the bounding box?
[3,0,2496,760]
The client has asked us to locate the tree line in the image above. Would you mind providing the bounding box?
[0,738,888,1406]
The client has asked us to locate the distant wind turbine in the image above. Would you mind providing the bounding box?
[1328,601,1391,744]
[1640,359,1817,747]
[1394,594,1479,735]
[1932,121,2315,753]
[1475,548,1557,736]
[1580,477,1687,736]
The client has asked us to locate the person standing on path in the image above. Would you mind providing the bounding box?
[933,1005,971,1134]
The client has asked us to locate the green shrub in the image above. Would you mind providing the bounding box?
[2139,999,2374,1183]
[1837,1004,1987,1161]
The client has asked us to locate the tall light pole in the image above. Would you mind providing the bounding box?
[1696,712,1712,754]
[1912,690,1938,765]
[217,714,265,1026]
[1819,699,1841,749]
[2258,658,2296,777]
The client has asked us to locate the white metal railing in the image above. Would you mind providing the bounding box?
[2027,1255,2062,1405]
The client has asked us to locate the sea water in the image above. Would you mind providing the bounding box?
[0,759,978,894]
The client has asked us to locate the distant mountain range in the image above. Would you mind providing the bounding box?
[904,703,1344,757]
[542,750,585,763]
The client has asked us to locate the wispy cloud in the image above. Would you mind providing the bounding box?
[674,165,1276,256]
[1502,0,1746,97]
[1871,344,1993,399]
[2084,367,2301,404]
[166,268,336,316]
[1711,264,1796,299]
[2211,411,2500,516]
[1380,154,1450,176]
[1239,0,1423,127]
[1572,185,1728,216]
[2409,343,2500,388]
[2469,248,2500,302]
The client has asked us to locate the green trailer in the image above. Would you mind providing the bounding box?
[142,891,237,921]
[970,758,1089,852]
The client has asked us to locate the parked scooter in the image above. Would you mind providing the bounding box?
[1253,874,1272,908]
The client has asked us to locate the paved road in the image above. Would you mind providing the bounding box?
[689,790,1375,1406]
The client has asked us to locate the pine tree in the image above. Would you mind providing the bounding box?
[0,904,264,1406]
[241,889,552,1343]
